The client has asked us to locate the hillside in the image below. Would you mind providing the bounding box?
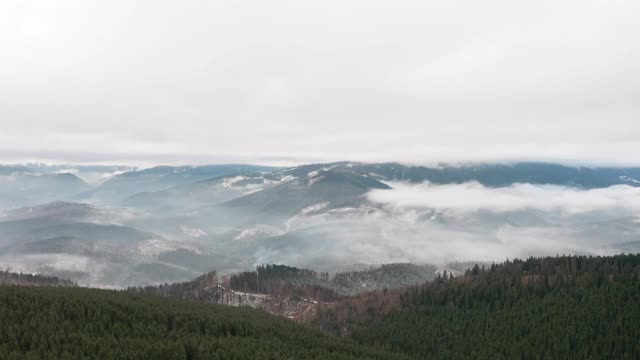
[0,285,409,360]
[0,173,90,210]
[228,263,438,296]
[223,168,391,218]
[314,254,640,359]
[3,255,638,359]
[83,164,276,204]
[131,263,439,322]
[0,201,216,287]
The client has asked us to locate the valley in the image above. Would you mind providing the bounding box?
[1,162,639,287]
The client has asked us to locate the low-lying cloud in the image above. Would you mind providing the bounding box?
[368,182,640,214]
[249,182,640,269]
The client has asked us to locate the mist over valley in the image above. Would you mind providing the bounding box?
[1,161,638,288]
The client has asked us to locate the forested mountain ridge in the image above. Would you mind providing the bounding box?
[129,263,438,322]
[313,254,640,359]
[0,285,409,360]
[132,263,439,303]
[228,263,438,296]
[1,255,639,359]
[0,271,75,287]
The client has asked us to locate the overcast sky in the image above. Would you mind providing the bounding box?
[0,0,638,166]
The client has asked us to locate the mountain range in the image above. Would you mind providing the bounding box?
[1,161,639,287]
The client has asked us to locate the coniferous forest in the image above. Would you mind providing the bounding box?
[1,254,639,359]
[339,254,640,359]
[0,286,408,360]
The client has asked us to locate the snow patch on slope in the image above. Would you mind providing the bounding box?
[180,225,207,238]
[301,202,329,215]
[138,239,178,257]
[234,226,283,241]
[266,175,297,184]
[234,228,262,241]
[222,176,246,188]
[620,176,640,184]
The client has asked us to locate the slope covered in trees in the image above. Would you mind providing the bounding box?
[0,285,409,360]
[131,270,329,322]
[317,254,640,359]
[331,263,438,295]
[229,263,437,297]
[229,264,338,301]
[0,271,75,287]
[2,255,639,359]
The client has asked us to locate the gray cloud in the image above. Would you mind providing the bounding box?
[0,0,639,165]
